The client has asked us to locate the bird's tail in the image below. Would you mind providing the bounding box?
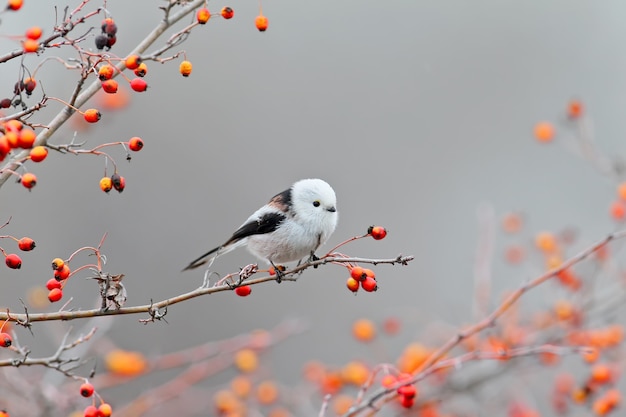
[182,246,221,271]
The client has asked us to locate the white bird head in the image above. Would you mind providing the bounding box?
[291,178,338,232]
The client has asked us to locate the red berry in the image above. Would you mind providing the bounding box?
[5,253,22,269]
[111,173,125,192]
[101,79,118,94]
[361,276,378,292]
[98,65,114,81]
[30,146,48,162]
[128,136,144,151]
[397,384,416,399]
[21,173,37,189]
[346,277,359,293]
[221,6,234,19]
[17,237,35,251]
[0,333,12,348]
[125,55,142,70]
[54,264,71,280]
[7,0,23,11]
[255,15,268,32]
[80,382,94,397]
[400,395,414,408]
[196,7,211,24]
[101,18,118,37]
[0,98,11,108]
[235,285,252,297]
[134,62,148,77]
[25,26,43,40]
[83,405,99,417]
[48,288,63,302]
[130,78,148,92]
[369,226,387,240]
[350,266,366,281]
[46,278,62,290]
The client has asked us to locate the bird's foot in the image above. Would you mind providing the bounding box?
[271,263,286,283]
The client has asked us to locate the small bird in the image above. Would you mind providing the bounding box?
[183,179,338,275]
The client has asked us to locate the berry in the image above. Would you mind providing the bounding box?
[128,136,144,151]
[7,0,23,11]
[101,18,118,37]
[534,122,555,143]
[125,55,142,70]
[17,128,36,148]
[130,78,148,92]
[568,100,583,119]
[100,177,113,193]
[221,6,234,19]
[22,39,39,53]
[400,395,414,408]
[51,258,64,270]
[79,382,94,397]
[25,26,43,40]
[48,288,63,302]
[235,285,252,297]
[361,276,378,292]
[134,62,148,77]
[255,15,268,32]
[17,237,35,251]
[20,173,36,189]
[0,98,11,108]
[350,266,366,281]
[95,34,108,50]
[369,226,387,240]
[197,7,211,24]
[111,173,125,192]
[346,277,359,293]
[46,278,61,290]
[98,65,114,81]
[5,254,22,269]
[23,78,36,95]
[106,36,117,49]
[30,146,48,162]
[5,132,18,148]
[397,384,417,399]
[54,264,71,280]
[101,79,118,94]
[179,60,193,77]
[98,403,112,417]
[0,333,12,348]
[83,405,99,417]
[83,109,101,123]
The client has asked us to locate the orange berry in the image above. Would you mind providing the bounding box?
[7,0,23,11]
[134,62,148,77]
[130,78,148,92]
[221,6,234,19]
[83,108,101,123]
[98,65,115,81]
[381,374,397,388]
[124,55,142,70]
[128,136,144,151]
[100,177,112,193]
[567,100,583,119]
[604,388,621,407]
[101,79,118,94]
[51,258,65,270]
[363,268,375,280]
[554,299,575,321]
[21,172,36,189]
[179,60,193,77]
[47,288,62,302]
[230,375,252,398]
[617,182,626,200]
[534,122,555,143]
[4,119,22,131]
[256,380,279,405]
[29,146,48,162]
[350,266,366,281]
[610,200,626,221]
[332,395,354,416]
[234,348,258,373]
[25,26,42,40]
[79,382,94,397]
[592,398,612,416]
[105,349,147,376]
[255,15,268,32]
[213,390,242,414]
[17,128,36,148]
[590,363,613,384]
[346,277,359,293]
[582,347,600,363]
[196,7,211,24]
[361,276,378,292]
[341,361,370,386]
[54,264,71,280]
[5,131,18,148]
[352,318,376,342]
[22,39,39,53]
[368,225,387,240]
[535,231,558,253]
[17,237,35,251]
[0,332,12,347]
[397,343,430,373]
[98,403,112,417]
[235,285,252,297]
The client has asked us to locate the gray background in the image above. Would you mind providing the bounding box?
[2,0,626,414]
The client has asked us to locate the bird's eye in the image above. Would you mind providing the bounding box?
[313,200,320,207]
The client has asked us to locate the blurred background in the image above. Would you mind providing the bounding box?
[2,0,626,414]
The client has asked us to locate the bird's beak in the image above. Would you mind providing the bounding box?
[327,206,336,213]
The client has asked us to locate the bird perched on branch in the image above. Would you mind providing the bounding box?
[183,179,338,279]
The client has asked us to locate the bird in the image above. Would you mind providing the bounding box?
[183,179,338,277]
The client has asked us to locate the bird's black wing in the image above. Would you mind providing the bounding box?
[182,211,287,271]
[226,211,287,244]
